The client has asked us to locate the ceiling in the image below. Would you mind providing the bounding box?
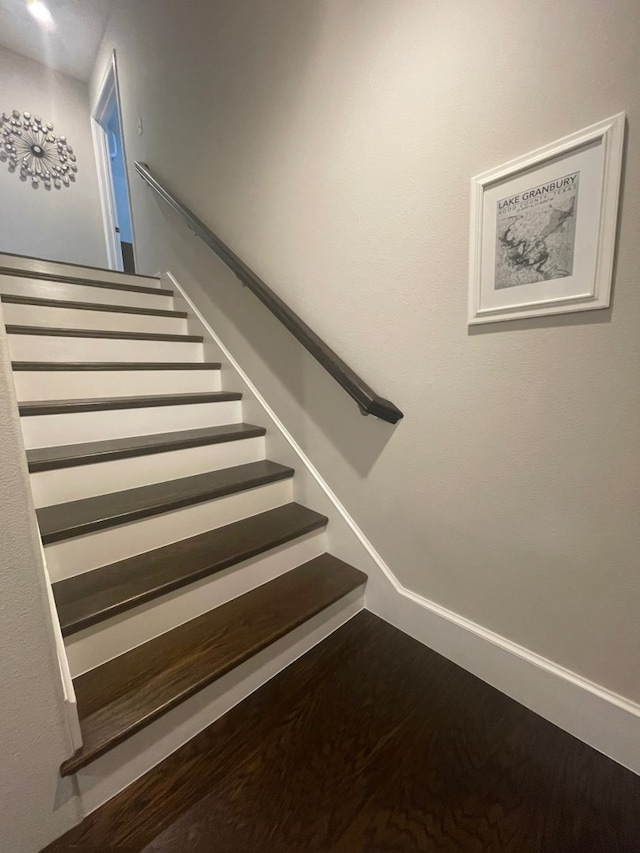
[0,0,113,82]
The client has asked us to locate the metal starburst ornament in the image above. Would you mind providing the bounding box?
[1,109,78,189]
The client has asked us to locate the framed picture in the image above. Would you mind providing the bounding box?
[468,113,625,325]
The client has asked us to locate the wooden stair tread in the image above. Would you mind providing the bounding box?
[11,361,222,371]
[60,555,366,775]
[0,254,159,280]
[0,265,169,295]
[37,460,294,544]
[53,503,328,636]
[1,293,187,318]
[19,391,241,416]
[26,423,264,471]
[5,325,202,342]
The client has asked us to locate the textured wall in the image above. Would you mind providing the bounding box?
[0,301,80,851]
[0,44,107,267]
[93,0,640,702]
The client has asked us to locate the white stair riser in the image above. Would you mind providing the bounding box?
[45,478,294,580]
[0,254,161,288]
[13,369,222,401]
[21,400,241,448]
[3,303,187,335]
[66,530,328,676]
[0,275,173,310]
[7,333,203,363]
[31,436,266,506]
[75,591,363,815]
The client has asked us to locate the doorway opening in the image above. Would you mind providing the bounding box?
[92,52,136,273]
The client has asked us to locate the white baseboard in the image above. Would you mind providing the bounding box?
[165,270,640,777]
[367,576,640,775]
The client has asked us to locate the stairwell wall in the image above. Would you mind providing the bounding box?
[91,0,640,708]
[0,44,107,267]
[0,303,81,852]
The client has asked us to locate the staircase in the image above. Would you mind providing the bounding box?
[0,256,366,811]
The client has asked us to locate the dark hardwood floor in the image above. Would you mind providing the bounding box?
[45,611,640,852]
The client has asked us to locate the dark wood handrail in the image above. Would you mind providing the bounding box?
[135,162,403,424]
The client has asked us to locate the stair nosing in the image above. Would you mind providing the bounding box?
[59,557,366,775]
[11,361,222,371]
[0,265,170,295]
[55,504,329,636]
[1,293,187,319]
[19,391,242,417]
[5,325,202,342]
[0,252,160,282]
[27,423,266,471]
[37,461,294,544]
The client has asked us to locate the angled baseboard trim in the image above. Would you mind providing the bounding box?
[367,579,640,776]
[164,271,640,777]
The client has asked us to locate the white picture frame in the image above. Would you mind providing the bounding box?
[468,113,625,325]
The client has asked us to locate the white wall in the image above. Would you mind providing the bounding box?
[0,45,107,267]
[0,301,81,851]
[92,0,640,705]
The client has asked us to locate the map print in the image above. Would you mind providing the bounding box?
[495,171,579,289]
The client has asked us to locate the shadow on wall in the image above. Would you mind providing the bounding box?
[152,200,398,479]
[468,304,612,337]
[112,0,413,477]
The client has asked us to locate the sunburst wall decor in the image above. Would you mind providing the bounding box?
[1,109,78,189]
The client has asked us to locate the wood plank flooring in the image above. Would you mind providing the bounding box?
[45,611,640,852]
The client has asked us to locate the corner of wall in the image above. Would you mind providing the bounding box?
[0,299,82,850]
[166,269,640,779]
